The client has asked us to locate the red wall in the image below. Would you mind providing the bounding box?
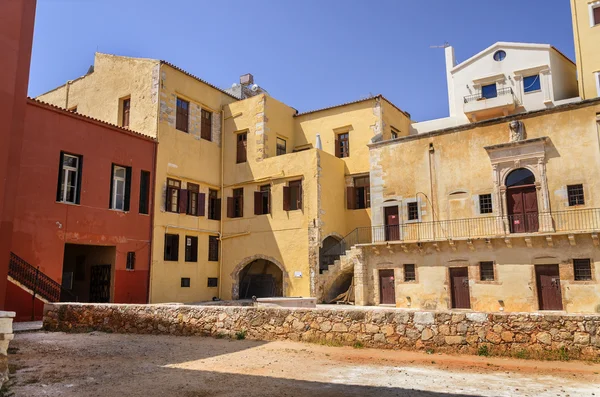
[0,0,36,310]
[6,101,156,318]
[6,281,45,322]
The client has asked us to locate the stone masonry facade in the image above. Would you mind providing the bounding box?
[44,303,600,360]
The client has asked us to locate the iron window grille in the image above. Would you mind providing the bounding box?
[574,259,592,281]
[404,264,416,281]
[567,184,585,206]
[479,262,495,281]
[407,202,419,221]
[479,194,493,214]
[126,252,135,271]
[208,236,219,262]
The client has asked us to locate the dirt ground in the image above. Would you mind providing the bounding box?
[4,331,600,397]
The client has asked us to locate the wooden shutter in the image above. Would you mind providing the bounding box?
[173,235,179,261]
[124,167,132,211]
[198,193,206,216]
[109,164,115,209]
[283,186,290,211]
[254,191,263,215]
[238,196,244,217]
[347,187,356,210]
[298,183,303,210]
[179,189,188,213]
[595,6,600,25]
[334,138,340,157]
[165,186,172,212]
[227,197,235,218]
[56,152,65,202]
[76,155,83,204]
[215,198,222,220]
[201,110,212,141]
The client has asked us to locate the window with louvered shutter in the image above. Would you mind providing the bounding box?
[187,183,199,216]
[236,132,247,163]
[201,109,212,141]
[176,98,189,132]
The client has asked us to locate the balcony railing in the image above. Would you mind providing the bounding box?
[464,87,514,103]
[320,208,600,267]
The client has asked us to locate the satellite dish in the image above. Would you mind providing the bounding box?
[231,83,239,88]
[251,84,259,92]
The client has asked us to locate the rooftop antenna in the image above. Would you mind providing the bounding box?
[429,42,450,49]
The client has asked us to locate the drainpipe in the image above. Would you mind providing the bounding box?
[65,80,73,109]
[218,106,225,299]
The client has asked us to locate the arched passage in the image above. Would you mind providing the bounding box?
[319,235,341,273]
[324,272,354,304]
[237,258,284,299]
[505,168,539,233]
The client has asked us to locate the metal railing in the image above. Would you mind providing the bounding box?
[320,208,600,267]
[464,87,514,103]
[8,252,78,319]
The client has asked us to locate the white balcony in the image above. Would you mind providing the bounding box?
[464,87,517,121]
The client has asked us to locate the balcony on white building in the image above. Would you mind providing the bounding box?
[463,87,517,121]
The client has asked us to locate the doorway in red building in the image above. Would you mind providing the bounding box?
[62,244,115,303]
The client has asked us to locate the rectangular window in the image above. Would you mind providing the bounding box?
[207,277,218,288]
[481,84,497,99]
[254,185,271,215]
[523,74,541,93]
[126,252,135,271]
[479,194,493,214]
[176,97,189,132]
[284,180,302,211]
[110,164,131,211]
[276,137,287,156]
[593,5,600,26]
[208,189,221,220]
[208,236,219,262]
[181,278,191,288]
[187,183,200,216]
[166,178,181,213]
[574,259,592,281]
[237,132,247,163]
[185,236,198,262]
[391,127,399,140]
[201,109,212,141]
[404,264,416,282]
[57,152,82,204]
[407,201,419,221]
[164,234,179,261]
[122,97,130,128]
[227,188,244,218]
[336,132,350,158]
[567,184,584,206]
[139,170,150,214]
[479,261,495,281]
[355,176,370,209]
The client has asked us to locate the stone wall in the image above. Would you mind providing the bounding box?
[43,303,600,360]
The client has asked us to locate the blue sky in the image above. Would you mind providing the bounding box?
[29,0,574,122]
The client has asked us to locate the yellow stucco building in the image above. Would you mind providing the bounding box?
[571,0,600,99]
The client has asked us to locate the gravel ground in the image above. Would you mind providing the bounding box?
[4,331,600,397]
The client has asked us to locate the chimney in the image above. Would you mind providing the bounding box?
[445,46,456,117]
[240,73,254,86]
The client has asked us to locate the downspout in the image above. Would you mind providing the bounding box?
[218,106,225,299]
[65,80,72,109]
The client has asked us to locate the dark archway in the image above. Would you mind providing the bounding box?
[238,259,283,299]
[506,168,539,233]
[319,235,341,273]
[324,272,353,304]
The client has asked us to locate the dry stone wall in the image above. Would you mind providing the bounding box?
[43,303,600,360]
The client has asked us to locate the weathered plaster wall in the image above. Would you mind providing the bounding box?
[571,0,600,99]
[43,303,600,359]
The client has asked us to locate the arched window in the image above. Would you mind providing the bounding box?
[506,168,535,187]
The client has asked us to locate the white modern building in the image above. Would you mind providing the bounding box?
[413,42,579,133]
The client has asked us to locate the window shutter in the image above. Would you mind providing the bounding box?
[347,187,356,210]
[198,193,206,216]
[298,183,303,210]
[335,139,340,157]
[239,196,244,217]
[165,186,172,212]
[215,198,222,220]
[227,197,235,218]
[109,164,115,209]
[179,189,188,213]
[254,191,262,215]
[76,155,83,204]
[56,152,65,202]
[595,6,600,25]
[268,190,271,214]
[124,167,132,212]
[283,186,290,211]
[173,234,179,261]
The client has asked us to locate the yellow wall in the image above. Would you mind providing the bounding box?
[571,0,600,99]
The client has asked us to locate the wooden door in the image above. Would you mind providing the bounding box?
[450,267,471,309]
[536,265,563,311]
[507,186,538,233]
[379,269,396,304]
[384,206,400,241]
[89,264,111,303]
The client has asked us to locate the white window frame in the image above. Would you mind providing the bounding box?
[112,165,127,211]
[589,1,600,27]
[595,72,600,97]
[60,154,79,204]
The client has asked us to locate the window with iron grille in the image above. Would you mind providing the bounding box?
[237,132,247,163]
[121,97,130,128]
[208,236,219,262]
[208,189,220,220]
[479,194,493,214]
[164,234,179,261]
[404,264,416,281]
[207,278,218,288]
[166,178,181,213]
[201,109,212,141]
[567,184,584,206]
[479,261,495,281]
[276,137,286,156]
[176,98,189,132]
[336,133,350,158]
[57,152,83,204]
[407,202,419,221]
[181,278,191,288]
[574,259,592,281]
[126,252,135,271]
[185,236,198,262]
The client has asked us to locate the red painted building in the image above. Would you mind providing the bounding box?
[7,100,156,321]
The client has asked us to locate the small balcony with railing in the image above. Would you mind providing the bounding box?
[463,87,517,121]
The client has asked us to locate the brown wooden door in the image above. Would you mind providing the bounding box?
[450,267,471,309]
[507,186,538,233]
[536,265,563,311]
[379,269,396,304]
[384,206,400,241]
